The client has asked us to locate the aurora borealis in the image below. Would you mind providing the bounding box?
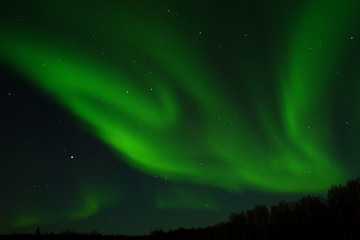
[1,0,360,235]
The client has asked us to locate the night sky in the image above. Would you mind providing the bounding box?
[1,0,360,235]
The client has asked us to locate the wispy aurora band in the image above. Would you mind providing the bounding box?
[1,0,356,195]
[13,184,119,227]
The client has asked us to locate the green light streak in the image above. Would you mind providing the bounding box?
[1,0,355,199]
[278,0,359,184]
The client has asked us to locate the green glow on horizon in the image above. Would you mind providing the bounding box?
[69,187,120,220]
[13,216,39,228]
[156,188,218,210]
[11,186,119,228]
[1,2,358,225]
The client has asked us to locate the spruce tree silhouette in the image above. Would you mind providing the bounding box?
[35,227,41,236]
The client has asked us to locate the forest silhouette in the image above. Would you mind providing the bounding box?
[3,176,360,239]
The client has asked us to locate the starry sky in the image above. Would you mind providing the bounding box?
[1,0,360,235]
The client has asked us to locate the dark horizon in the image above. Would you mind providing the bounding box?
[2,176,360,239]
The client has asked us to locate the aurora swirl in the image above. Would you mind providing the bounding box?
[1,0,360,235]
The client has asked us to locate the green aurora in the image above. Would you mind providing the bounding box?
[1,0,360,234]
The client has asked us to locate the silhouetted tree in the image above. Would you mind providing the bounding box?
[35,227,41,236]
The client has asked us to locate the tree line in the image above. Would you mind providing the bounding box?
[4,176,360,239]
[149,177,360,240]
